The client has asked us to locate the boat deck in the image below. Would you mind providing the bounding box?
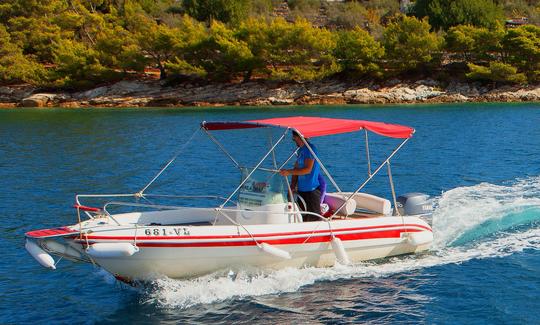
[26,227,79,239]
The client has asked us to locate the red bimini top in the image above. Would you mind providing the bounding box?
[202,116,414,139]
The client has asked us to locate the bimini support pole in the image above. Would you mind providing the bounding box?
[387,161,400,216]
[138,127,201,195]
[207,127,293,259]
[364,129,372,177]
[218,127,289,209]
[300,133,342,193]
[203,128,241,169]
[329,137,410,220]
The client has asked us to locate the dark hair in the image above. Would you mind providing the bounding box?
[292,130,301,138]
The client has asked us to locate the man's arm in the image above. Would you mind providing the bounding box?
[279,158,314,177]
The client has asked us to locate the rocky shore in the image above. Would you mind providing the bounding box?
[1,79,539,108]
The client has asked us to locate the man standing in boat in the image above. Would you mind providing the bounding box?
[280,130,321,221]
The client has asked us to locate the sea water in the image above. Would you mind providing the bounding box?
[0,103,539,324]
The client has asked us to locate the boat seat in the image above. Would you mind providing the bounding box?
[337,192,391,215]
[324,193,357,216]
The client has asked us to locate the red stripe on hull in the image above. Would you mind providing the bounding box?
[78,228,424,248]
[79,223,432,241]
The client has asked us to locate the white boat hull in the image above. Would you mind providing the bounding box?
[52,216,433,281]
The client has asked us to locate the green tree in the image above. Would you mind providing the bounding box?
[181,0,251,25]
[167,15,209,77]
[266,18,338,80]
[413,0,504,31]
[51,38,121,88]
[333,27,384,76]
[445,24,504,62]
[237,18,339,81]
[5,1,73,62]
[130,16,183,79]
[235,18,274,79]
[501,25,540,82]
[382,15,441,73]
[0,24,47,84]
[466,61,527,84]
[126,4,208,79]
[185,21,255,81]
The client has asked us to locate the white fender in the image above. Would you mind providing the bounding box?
[42,240,82,260]
[25,240,56,270]
[407,231,433,246]
[259,243,291,259]
[331,236,350,265]
[86,243,139,258]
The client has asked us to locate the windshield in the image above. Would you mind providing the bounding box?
[237,168,287,208]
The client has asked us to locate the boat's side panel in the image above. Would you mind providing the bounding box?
[70,216,432,279]
[93,240,418,279]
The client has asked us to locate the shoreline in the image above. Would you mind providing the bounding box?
[1,79,539,108]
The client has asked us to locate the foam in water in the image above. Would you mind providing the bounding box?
[139,177,540,309]
[432,176,540,247]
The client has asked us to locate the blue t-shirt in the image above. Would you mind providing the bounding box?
[297,143,320,192]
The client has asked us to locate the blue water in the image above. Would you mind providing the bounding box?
[1,103,539,324]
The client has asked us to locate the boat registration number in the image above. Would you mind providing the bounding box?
[144,228,190,236]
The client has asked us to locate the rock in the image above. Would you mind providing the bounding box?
[0,102,18,108]
[414,85,443,100]
[268,97,294,105]
[3,79,540,108]
[146,97,180,107]
[0,84,34,103]
[385,79,401,87]
[21,93,58,107]
[77,86,108,99]
[428,94,469,103]
[415,79,440,87]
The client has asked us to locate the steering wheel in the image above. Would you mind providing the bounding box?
[293,193,307,211]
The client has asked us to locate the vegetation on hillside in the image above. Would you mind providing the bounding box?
[0,0,538,89]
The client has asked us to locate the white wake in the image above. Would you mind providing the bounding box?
[139,177,540,309]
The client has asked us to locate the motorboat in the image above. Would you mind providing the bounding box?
[25,116,433,283]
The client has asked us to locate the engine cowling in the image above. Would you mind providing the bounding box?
[395,192,432,217]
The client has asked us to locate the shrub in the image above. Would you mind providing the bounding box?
[383,15,442,73]
[412,0,504,31]
[333,27,384,76]
[466,62,527,84]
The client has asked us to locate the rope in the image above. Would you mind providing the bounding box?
[215,208,264,248]
[53,256,63,268]
[139,127,201,195]
[300,212,335,245]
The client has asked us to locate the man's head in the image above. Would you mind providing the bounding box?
[292,130,304,147]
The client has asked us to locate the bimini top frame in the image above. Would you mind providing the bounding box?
[75,116,414,223]
[202,116,415,219]
[202,116,415,139]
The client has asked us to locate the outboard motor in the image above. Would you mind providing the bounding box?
[395,192,433,217]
